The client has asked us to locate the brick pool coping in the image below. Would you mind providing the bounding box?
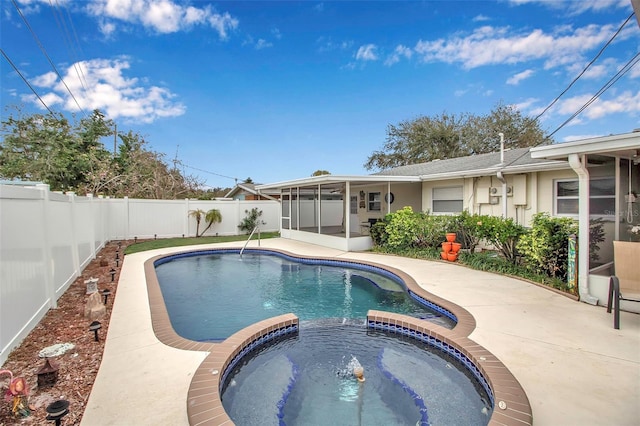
[143,248,532,426]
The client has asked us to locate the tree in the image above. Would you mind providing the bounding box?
[364,102,551,171]
[1,108,203,198]
[238,208,264,234]
[189,208,222,237]
[0,108,113,191]
[312,170,331,176]
[201,209,222,236]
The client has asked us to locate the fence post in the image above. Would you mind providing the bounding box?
[124,196,130,241]
[36,184,56,308]
[67,192,81,280]
[184,198,190,237]
[87,193,97,259]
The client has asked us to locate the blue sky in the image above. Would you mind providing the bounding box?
[2,0,639,189]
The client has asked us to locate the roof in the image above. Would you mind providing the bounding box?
[374,147,569,180]
[256,147,571,191]
[530,131,640,160]
[225,183,280,198]
[256,174,420,191]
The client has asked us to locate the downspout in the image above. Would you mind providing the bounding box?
[568,153,598,305]
[497,133,507,218]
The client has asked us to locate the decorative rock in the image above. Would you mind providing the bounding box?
[84,277,99,295]
[84,291,106,320]
[38,343,75,358]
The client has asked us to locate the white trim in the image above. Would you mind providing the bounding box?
[531,132,640,160]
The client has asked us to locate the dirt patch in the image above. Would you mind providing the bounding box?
[0,241,129,425]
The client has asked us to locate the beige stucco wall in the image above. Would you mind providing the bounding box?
[419,170,577,227]
[535,169,577,218]
[356,182,421,223]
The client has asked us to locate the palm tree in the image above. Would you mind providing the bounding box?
[200,209,222,236]
[189,208,223,237]
[188,209,205,237]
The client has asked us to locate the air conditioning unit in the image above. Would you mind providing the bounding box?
[489,187,513,196]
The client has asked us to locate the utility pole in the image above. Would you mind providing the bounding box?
[113,123,117,157]
[632,0,640,28]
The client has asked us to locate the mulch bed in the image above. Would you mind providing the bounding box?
[0,241,129,425]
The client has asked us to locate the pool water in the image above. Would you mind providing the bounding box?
[154,252,454,341]
[222,321,492,426]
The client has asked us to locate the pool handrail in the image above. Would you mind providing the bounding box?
[240,225,261,257]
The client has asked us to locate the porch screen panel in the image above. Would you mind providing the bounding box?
[281,193,290,228]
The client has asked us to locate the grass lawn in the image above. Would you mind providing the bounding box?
[124,232,280,255]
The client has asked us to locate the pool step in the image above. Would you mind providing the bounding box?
[226,354,296,426]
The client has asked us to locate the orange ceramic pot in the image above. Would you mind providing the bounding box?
[451,242,462,253]
[440,251,447,260]
[446,252,458,262]
[446,233,457,242]
[441,242,452,252]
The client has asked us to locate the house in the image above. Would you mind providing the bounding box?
[225,182,280,201]
[257,131,640,310]
[530,132,640,310]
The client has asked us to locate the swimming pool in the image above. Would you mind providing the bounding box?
[154,249,455,340]
[222,321,492,425]
[143,247,532,425]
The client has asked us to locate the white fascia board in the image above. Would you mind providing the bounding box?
[418,161,570,181]
[531,132,640,159]
[256,175,419,190]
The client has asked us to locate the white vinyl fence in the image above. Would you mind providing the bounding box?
[0,184,279,365]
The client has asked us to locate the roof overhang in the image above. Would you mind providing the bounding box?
[256,175,421,191]
[418,160,570,181]
[530,132,640,160]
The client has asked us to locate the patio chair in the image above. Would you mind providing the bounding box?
[607,241,640,329]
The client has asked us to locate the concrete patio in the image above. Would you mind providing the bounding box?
[81,238,640,426]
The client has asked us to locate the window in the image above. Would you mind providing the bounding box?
[432,186,463,213]
[368,192,381,211]
[555,178,615,217]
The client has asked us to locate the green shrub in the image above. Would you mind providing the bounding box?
[475,215,526,263]
[238,207,265,234]
[385,206,422,249]
[370,215,391,246]
[448,210,482,251]
[517,213,577,280]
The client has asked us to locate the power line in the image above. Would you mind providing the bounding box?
[548,51,640,138]
[48,0,89,95]
[11,0,86,117]
[180,163,240,183]
[534,12,635,123]
[1,48,55,115]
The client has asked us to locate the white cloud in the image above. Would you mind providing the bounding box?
[384,45,412,66]
[31,71,58,87]
[507,69,534,85]
[414,23,619,72]
[86,0,238,37]
[316,37,352,53]
[472,14,490,22]
[565,58,621,80]
[507,0,629,14]
[355,44,378,61]
[255,39,273,50]
[513,97,539,111]
[552,90,640,122]
[28,58,185,123]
